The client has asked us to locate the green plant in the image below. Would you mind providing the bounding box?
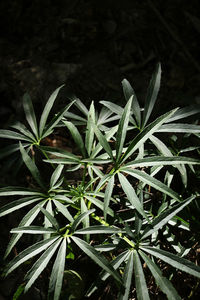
[0,63,200,300]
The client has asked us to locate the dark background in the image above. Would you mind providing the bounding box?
[0,0,200,299]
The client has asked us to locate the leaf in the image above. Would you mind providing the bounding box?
[141,196,195,240]
[24,238,62,292]
[123,156,200,168]
[122,79,141,126]
[85,195,114,217]
[11,226,57,234]
[11,122,36,141]
[39,85,65,136]
[166,104,200,123]
[23,93,39,138]
[121,108,178,163]
[48,238,66,300]
[4,202,46,259]
[0,129,33,142]
[39,145,80,161]
[19,142,45,189]
[0,196,42,217]
[53,200,74,223]
[63,121,86,157]
[118,251,134,300]
[40,206,59,230]
[141,246,200,278]
[133,250,150,300]
[0,186,44,196]
[71,236,122,284]
[158,123,200,133]
[75,225,122,234]
[139,250,181,300]
[142,63,161,128]
[71,209,95,232]
[50,165,64,189]
[4,237,59,276]
[86,250,129,297]
[104,175,115,220]
[116,97,132,162]
[41,101,75,139]
[93,123,114,160]
[118,172,148,220]
[123,168,181,202]
[85,102,95,156]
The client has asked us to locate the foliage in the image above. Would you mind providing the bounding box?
[0,63,200,300]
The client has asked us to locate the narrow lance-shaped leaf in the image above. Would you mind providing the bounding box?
[0,129,33,142]
[122,78,141,126]
[158,123,200,133]
[63,121,86,157]
[141,246,200,279]
[85,102,95,156]
[23,93,39,138]
[4,237,59,276]
[11,122,36,141]
[139,250,181,300]
[40,206,59,230]
[93,123,114,160]
[104,175,114,220]
[11,226,57,234]
[19,142,45,189]
[53,200,74,223]
[141,196,195,240]
[133,250,150,300]
[71,209,95,232]
[0,186,44,196]
[120,108,178,164]
[75,225,122,234]
[39,85,65,136]
[118,251,134,300]
[71,236,123,284]
[165,104,200,123]
[118,172,148,221]
[116,97,132,162]
[24,238,62,292]
[50,165,64,189]
[142,63,161,128]
[123,168,181,202]
[48,238,66,300]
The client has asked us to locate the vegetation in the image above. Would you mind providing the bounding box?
[0,63,200,299]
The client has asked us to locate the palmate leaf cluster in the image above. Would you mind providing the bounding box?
[0,63,200,300]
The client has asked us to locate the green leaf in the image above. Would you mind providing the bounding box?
[93,123,114,160]
[41,101,75,139]
[104,175,115,220]
[11,226,57,234]
[4,237,59,276]
[50,165,64,189]
[53,200,74,223]
[123,168,181,201]
[85,195,114,217]
[139,250,181,300]
[71,236,122,284]
[141,246,200,278]
[24,238,62,292]
[71,209,95,232]
[85,102,95,156]
[132,250,150,300]
[123,156,200,168]
[142,63,161,128]
[39,145,80,161]
[48,238,66,300]
[0,186,44,196]
[121,108,178,163]
[39,85,65,136]
[11,122,36,141]
[116,97,132,162]
[166,104,200,123]
[75,225,122,234]
[4,202,46,259]
[40,206,59,230]
[0,129,33,142]
[0,196,42,217]
[118,251,134,300]
[142,196,195,240]
[23,93,39,138]
[118,172,148,220]
[158,123,200,133]
[63,121,86,157]
[19,142,45,189]
[122,79,141,126]
[86,250,129,297]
